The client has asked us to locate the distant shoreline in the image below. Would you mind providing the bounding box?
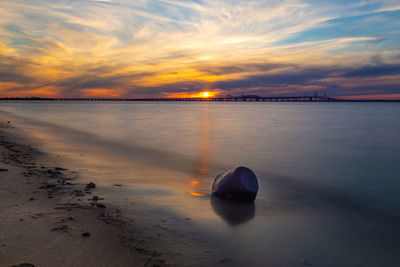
[1,97,400,102]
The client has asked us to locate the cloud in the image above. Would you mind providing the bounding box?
[344,64,400,77]
[0,0,399,98]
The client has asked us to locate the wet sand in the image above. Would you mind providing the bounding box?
[0,121,178,267]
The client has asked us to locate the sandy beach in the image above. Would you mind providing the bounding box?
[0,120,175,267]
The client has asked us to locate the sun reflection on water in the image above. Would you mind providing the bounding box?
[188,104,211,197]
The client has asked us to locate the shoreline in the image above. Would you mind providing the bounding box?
[0,120,171,266]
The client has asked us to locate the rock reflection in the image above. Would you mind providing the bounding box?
[211,196,255,226]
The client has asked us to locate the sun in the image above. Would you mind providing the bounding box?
[201,91,211,98]
[198,91,217,98]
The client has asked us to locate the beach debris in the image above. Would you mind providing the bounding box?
[54,167,67,171]
[82,232,90,237]
[86,182,96,189]
[211,166,259,202]
[61,179,74,185]
[30,213,45,219]
[113,183,123,187]
[28,197,35,201]
[51,224,70,232]
[84,182,96,194]
[11,263,35,267]
[0,168,8,172]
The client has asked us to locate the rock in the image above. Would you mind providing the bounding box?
[0,168,8,172]
[211,166,258,202]
[11,264,35,267]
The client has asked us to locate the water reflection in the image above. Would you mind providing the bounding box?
[189,104,211,197]
[211,196,255,226]
[197,104,211,176]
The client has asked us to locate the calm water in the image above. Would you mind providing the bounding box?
[1,101,400,266]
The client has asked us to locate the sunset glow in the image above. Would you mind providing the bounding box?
[165,91,218,98]
[0,1,399,99]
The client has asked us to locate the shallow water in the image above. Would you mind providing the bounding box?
[1,101,400,266]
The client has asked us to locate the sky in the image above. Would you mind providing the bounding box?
[0,0,399,99]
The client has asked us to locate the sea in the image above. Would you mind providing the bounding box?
[1,101,399,266]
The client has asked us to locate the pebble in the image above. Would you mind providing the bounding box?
[82,232,90,237]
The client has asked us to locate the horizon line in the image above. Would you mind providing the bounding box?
[1,96,400,102]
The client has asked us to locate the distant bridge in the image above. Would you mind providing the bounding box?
[2,96,399,102]
[145,96,333,102]
[1,96,335,102]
